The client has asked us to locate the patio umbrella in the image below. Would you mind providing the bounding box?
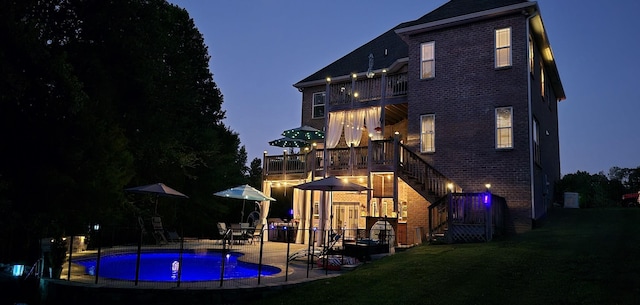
[213,184,276,223]
[268,137,310,148]
[294,176,369,192]
[124,183,189,214]
[281,125,324,142]
[294,176,368,245]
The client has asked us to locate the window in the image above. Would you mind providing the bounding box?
[495,107,513,149]
[533,118,540,164]
[371,199,378,217]
[400,201,408,221]
[313,202,319,219]
[312,92,325,119]
[495,28,511,68]
[420,42,435,79]
[529,36,535,74]
[381,200,389,217]
[420,114,435,152]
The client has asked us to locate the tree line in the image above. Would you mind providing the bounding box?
[555,166,640,208]
[0,0,262,262]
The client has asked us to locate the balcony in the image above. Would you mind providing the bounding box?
[263,140,395,180]
[264,139,456,203]
[328,73,407,108]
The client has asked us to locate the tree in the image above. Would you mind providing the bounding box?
[247,158,263,189]
[0,0,251,260]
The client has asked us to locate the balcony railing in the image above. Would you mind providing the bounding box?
[328,73,407,107]
[264,139,456,204]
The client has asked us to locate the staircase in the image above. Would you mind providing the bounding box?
[397,143,459,203]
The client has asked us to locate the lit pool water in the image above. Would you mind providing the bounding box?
[73,250,280,282]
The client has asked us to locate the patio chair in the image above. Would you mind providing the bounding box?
[251,224,264,244]
[151,216,168,245]
[217,222,231,245]
[230,223,250,244]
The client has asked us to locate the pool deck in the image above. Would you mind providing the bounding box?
[57,238,364,289]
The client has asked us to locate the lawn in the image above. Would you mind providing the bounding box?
[252,208,640,305]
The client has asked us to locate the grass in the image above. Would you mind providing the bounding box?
[251,208,640,305]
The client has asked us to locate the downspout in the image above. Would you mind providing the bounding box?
[526,11,539,222]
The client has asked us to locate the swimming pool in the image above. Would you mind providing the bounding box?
[74,250,281,282]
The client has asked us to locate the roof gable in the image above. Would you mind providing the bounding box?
[397,0,529,29]
[295,28,408,86]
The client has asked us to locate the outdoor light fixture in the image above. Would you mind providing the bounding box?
[485,183,491,190]
[12,265,24,277]
[326,77,331,83]
[93,224,100,231]
[447,183,454,191]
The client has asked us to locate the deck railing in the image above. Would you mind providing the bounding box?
[328,72,407,107]
[428,193,506,243]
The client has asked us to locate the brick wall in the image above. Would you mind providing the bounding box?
[403,13,534,233]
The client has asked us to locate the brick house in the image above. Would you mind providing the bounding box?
[262,0,565,246]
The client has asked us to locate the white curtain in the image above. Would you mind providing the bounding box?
[344,109,366,147]
[366,107,383,140]
[326,111,345,149]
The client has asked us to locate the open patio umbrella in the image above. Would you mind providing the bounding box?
[124,183,189,214]
[281,125,324,142]
[294,176,368,245]
[294,176,369,192]
[213,185,276,223]
[268,137,310,148]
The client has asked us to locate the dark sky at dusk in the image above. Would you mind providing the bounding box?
[168,0,640,176]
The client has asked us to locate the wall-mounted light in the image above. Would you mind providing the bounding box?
[485,183,491,190]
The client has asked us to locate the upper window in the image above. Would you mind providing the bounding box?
[312,92,325,119]
[420,114,435,153]
[495,107,513,149]
[420,42,435,79]
[529,36,535,74]
[495,28,512,68]
[533,118,540,164]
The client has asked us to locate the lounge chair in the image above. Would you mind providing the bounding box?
[288,232,342,262]
[166,230,181,242]
[151,216,168,245]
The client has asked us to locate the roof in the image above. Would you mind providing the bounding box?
[397,0,529,29]
[295,27,408,85]
[294,0,565,100]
